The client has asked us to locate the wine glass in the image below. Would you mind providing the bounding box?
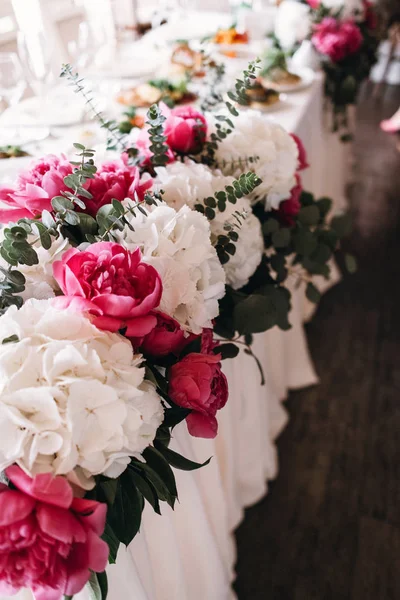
[17,30,53,98]
[67,21,99,70]
[0,53,26,108]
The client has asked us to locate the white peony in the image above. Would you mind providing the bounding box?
[0,299,164,489]
[0,231,71,301]
[210,110,299,210]
[118,202,226,334]
[275,1,312,51]
[155,160,264,290]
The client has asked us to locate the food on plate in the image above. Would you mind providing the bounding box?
[170,42,215,78]
[0,145,30,159]
[244,81,280,109]
[260,45,301,90]
[118,107,146,134]
[117,78,196,108]
[213,27,249,45]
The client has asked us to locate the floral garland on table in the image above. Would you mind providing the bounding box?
[306,0,379,138]
[0,58,355,598]
[0,143,232,599]
[103,60,354,343]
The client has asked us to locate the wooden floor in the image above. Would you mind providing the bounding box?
[234,83,400,600]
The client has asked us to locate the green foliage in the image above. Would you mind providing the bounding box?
[202,59,261,165]
[199,54,226,112]
[260,44,288,77]
[146,104,171,167]
[95,191,162,241]
[60,64,127,151]
[195,171,262,264]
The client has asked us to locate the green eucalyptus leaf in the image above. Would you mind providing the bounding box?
[293,230,318,256]
[298,205,320,226]
[263,219,279,235]
[272,228,291,248]
[331,213,352,238]
[306,281,321,303]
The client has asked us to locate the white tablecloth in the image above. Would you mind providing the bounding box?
[0,35,348,600]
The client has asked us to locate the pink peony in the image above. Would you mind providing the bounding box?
[0,154,73,223]
[0,466,108,600]
[164,104,208,155]
[312,18,363,62]
[133,311,190,358]
[53,242,162,337]
[306,0,320,8]
[291,134,309,171]
[276,174,302,226]
[84,156,152,217]
[168,339,228,438]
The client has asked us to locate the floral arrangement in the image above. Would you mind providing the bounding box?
[307,0,379,137]
[0,59,355,598]
[0,143,232,599]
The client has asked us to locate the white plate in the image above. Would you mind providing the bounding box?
[224,92,288,113]
[260,67,315,94]
[3,93,85,128]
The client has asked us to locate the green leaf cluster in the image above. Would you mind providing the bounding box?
[60,64,128,152]
[202,59,261,165]
[146,104,171,168]
[195,172,262,264]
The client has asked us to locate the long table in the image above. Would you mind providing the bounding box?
[0,32,348,600]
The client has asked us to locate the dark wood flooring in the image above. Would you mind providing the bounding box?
[234,83,400,600]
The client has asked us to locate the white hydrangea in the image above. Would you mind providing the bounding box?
[155,160,264,290]
[210,110,299,210]
[274,1,312,51]
[0,231,71,301]
[118,202,226,334]
[0,299,164,490]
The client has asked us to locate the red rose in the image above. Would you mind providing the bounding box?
[291,134,309,171]
[277,174,302,226]
[0,466,108,600]
[164,105,208,154]
[53,242,162,337]
[168,349,228,439]
[84,156,152,217]
[133,311,190,358]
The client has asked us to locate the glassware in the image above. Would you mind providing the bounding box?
[0,52,26,107]
[17,30,53,97]
[67,21,100,70]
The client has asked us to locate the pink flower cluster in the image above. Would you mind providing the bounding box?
[0,466,108,600]
[0,155,151,223]
[312,17,363,63]
[51,242,227,439]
